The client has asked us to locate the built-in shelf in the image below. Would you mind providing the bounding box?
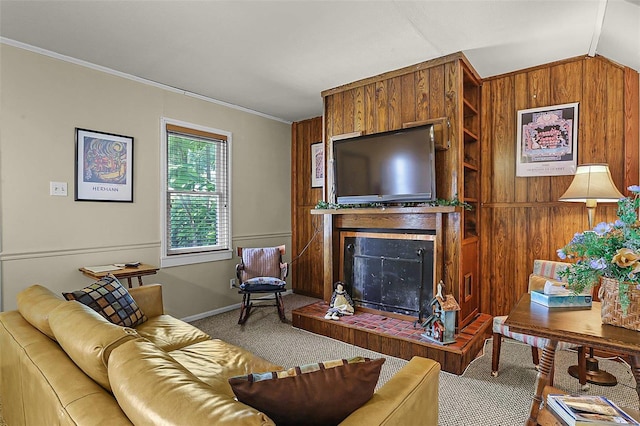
[464,128,479,143]
[463,162,478,171]
[463,98,478,116]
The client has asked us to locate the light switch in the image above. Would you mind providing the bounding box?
[50,181,68,196]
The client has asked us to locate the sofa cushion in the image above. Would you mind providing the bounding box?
[169,339,282,395]
[109,339,275,425]
[229,357,384,426]
[63,275,147,327]
[135,314,211,351]
[48,301,141,391]
[16,284,65,340]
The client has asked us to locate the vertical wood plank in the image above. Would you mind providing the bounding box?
[365,83,376,134]
[514,73,529,203]
[624,68,640,190]
[388,76,402,130]
[549,61,583,200]
[582,57,607,162]
[375,80,389,133]
[401,73,416,125]
[354,86,365,133]
[416,69,430,121]
[333,92,344,137]
[525,67,552,203]
[604,61,625,187]
[491,76,516,203]
[343,90,355,134]
[430,65,445,118]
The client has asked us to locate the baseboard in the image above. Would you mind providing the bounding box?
[181,289,293,323]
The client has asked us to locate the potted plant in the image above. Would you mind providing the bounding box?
[557,186,640,330]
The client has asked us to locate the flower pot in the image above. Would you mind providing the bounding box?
[598,277,640,331]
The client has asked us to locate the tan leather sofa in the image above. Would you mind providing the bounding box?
[0,283,440,425]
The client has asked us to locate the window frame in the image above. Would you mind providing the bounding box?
[160,117,232,267]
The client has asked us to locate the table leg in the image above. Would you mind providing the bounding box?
[137,276,143,286]
[126,277,133,288]
[630,354,640,409]
[527,339,558,426]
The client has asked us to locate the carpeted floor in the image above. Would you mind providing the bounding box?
[191,293,639,426]
[1,293,637,425]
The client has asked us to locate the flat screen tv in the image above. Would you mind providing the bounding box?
[332,124,436,204]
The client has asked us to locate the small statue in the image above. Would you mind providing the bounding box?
[324,282,355,320]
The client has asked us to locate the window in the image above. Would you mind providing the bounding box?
[161,118,232,267]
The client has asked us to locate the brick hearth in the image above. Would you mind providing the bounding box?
[292,301,492,375]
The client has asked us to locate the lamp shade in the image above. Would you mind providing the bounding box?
[559,164,623,203]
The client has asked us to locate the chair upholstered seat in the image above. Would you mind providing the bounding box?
[491,259,584,387]
[492,316,574,350]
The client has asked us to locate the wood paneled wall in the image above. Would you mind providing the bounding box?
[291,117,324,298]
[480,55,639,316]
[291,54,639,317]
[322,53,467,201]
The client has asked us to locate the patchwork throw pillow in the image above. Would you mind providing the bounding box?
[229,356,384,426]
[63,275,147,327]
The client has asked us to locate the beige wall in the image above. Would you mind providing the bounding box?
[0,44,292,318]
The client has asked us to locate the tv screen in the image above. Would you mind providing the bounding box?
[333,125,436,204]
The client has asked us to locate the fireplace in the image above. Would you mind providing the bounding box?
[340,231,435,321]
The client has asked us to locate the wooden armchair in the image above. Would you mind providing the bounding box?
[234,245,288,325]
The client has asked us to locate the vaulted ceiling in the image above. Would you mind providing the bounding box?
[1,1,639,123]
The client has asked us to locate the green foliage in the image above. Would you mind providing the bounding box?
[167,135,219,249]
[557,185,640,313]
[314,197,472,210]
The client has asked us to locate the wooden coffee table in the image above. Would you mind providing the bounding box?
[79,263,159,288]
[504,294,640,426]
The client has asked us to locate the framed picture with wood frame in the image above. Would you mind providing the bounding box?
[311,142,324,188]
[75,128,134,202]
[516,102,578,177]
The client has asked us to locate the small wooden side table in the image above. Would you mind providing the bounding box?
[504,294,640,426]
[79,264,159,288]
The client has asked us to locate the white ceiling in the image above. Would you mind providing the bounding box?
[1,0,639,123]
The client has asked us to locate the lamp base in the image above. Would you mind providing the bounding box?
[568,357,618,386]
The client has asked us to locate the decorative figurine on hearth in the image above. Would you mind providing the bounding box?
[324,282,355,320]
[421,281,460,344]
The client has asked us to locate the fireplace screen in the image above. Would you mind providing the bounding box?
[341,231,435,319]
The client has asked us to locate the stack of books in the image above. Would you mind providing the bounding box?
[547,394,639,425]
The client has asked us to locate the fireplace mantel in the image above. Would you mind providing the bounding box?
[311,206,459,215]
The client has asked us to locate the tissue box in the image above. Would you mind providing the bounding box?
[530,290,592,308]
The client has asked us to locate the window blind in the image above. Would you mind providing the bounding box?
[165,125,229,255]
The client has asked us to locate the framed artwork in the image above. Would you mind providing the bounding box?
[75,128,134,202]
[516,102,579,177]
[311,142,324,188]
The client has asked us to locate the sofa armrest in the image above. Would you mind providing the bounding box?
[129,284,164,318]
[340,356,440,425]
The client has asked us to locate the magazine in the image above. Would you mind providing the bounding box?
[547,394,639,425]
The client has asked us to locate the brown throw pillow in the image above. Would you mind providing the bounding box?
[228,357,384,426]
[63,274,147,327]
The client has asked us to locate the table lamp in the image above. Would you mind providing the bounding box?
[559,163,623,387]
[559,163,623,229]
